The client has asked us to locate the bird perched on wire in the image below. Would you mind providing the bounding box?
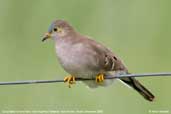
[42,19,155,102]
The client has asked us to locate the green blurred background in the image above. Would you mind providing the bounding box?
[0,0,171,114]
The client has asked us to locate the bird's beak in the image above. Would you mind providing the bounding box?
[42,32,51,42]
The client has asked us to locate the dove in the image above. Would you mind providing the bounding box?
[42,19,155,101]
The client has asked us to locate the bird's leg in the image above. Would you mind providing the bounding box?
[95,73,104,83]
[64,75,76,88]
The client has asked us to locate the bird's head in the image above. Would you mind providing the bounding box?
[42,19,74,42]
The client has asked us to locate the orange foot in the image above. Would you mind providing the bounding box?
[95,73,104,83]
[64,75,76,88]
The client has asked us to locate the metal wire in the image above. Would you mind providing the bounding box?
[0,72,170,85]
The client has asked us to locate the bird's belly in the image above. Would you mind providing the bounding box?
[59,55,98,78]
[56,45,99,78]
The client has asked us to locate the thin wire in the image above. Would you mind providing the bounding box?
[0,72,170,85]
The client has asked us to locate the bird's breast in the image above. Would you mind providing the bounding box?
[55,42,100,78]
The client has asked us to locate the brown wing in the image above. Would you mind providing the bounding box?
[81,37,128,72]
[103,52,128,72]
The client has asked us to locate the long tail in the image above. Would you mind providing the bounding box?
[120,77,155,102]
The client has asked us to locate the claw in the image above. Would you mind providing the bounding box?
[64,75,76,88]
[95,73,104,83]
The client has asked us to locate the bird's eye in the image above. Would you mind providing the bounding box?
[53,28,57,32]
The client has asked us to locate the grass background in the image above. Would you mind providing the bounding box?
[0,0,171,114]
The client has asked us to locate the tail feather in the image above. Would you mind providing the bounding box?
[120,77,155,102]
